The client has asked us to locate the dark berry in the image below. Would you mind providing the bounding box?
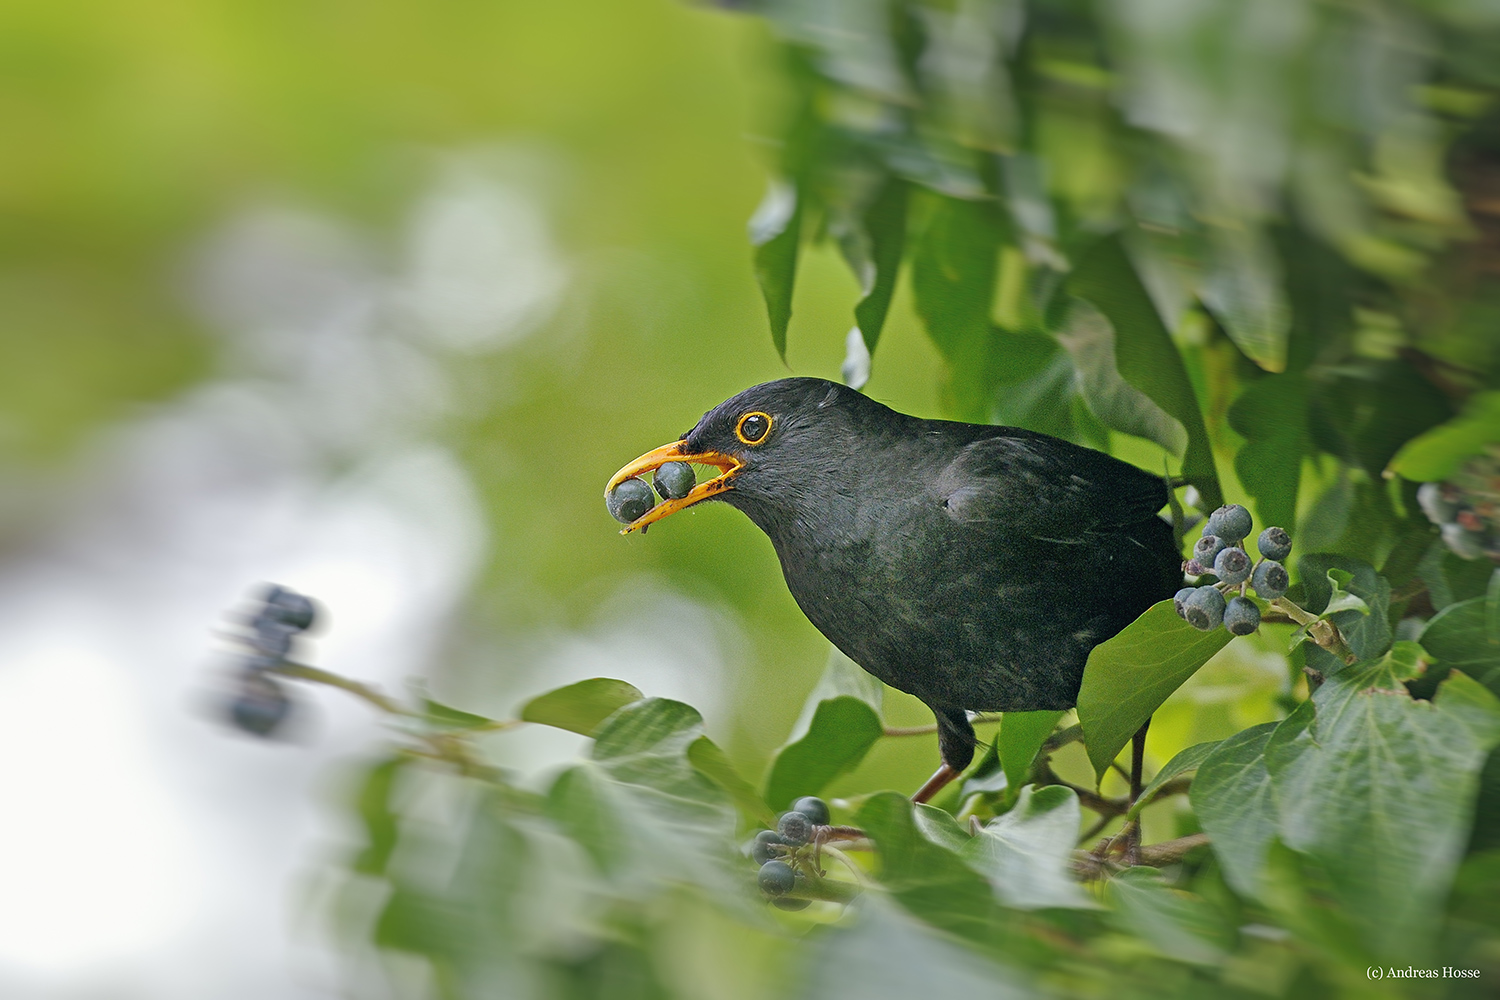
[605,478,655,524]
[261,585,317,631]
[653,462,696,501]
[1206,504,1253,543]
[1183,587,1226,631]
[790,796,830,826]
[1193,534,1225,566]
[778,811,812,846]
[751,830,785,865]
[229,673,293,737]
[1256,527,1292,562]
[1173,588,1196,619]
[1213,547,1252,585]
[772,896,811,911]
[247,621,297,659]
[1224,597,1261,636]
[758,859,796,896]
[1251,560,1289,599]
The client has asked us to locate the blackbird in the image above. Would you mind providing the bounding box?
[607,377,1182,799]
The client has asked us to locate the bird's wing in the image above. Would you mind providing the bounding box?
[933,433,1168,542]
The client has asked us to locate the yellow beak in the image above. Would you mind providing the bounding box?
[605,441,744,534]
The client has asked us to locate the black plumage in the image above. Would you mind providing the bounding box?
[609,377,1182,784]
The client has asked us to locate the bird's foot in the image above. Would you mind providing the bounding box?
[912,763,961,804]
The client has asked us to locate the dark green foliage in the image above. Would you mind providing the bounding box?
[652,462,695,501]
[605,478,655,524]
[1184,587,1226,632]
[790,796,829,826]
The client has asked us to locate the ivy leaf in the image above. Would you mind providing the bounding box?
[914,802,972,853]
[519,678,643,737]
[1189,721,1281,897]
[910,194,1004,421]
[1053,298,1187,458]
[1420,581,1500,690]
[1077,600,1233,780]
[799,896,1032,1000]
[1297,555,1391,662]
[1267,653,1500,959]
[351,756,406,877]
[1127,740,1220,820]
[1387,390,1500,482]
[750,178,802,360]
[996,710,1065,792]
[1322,568,1371,617]
[1106,867,1233,965]
[1066,234,1222,507]
[1228,372,1308,535]
[421,698,495,731]
[764,648,884,810]
[547,699,736,894]
[962,785,1097,910]
[831,174,908,356]
[687,735,778,828]
[856,791,1000,942]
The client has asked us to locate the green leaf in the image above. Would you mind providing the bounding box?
[1267,652,1500,958]
[421,698,494,731]
[1067,234,1222,507]
[1053,298,1188,458]
[1420,578,1500,691]
[1387,390,1500,482]
[763,648,884,810]
[913,802,972,853]
[519,677,643,737]
[962,785,1097,910]
[799,897,1031,1000]
[831,174,908,356]
[1322,568,1370,617]
[1189,722,1281,897]
[1106,867,1233,965]
[855,791,1000,942]
[351,756,406,876]
[687,735,778,828]
[910,194,1004,421]
[1228,372,1308,535]
[1077,600,1234,780]
[1297,555,1391,661]
[1128,740,1220,820]
[749,179,802,360]
[548,699,737,894]
[996,710,1065,791]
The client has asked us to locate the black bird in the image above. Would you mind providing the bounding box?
[607,377,1182,800]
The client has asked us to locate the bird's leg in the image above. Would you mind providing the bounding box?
[1120,717,1151,866]
[913,709,976,805]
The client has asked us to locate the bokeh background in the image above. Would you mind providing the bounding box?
[3,0,1498,997]
[0,2,959,996]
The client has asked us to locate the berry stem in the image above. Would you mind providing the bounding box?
[272,662,409,716]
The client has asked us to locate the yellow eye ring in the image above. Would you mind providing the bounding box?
[735,411,773,445]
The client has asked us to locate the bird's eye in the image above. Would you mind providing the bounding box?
[735,412,772,445]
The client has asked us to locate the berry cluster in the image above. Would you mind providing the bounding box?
[1174,504,1291,636]
[1417,449,1500,562]
[224,584,318,737]
[606,462,696,524]
[748,795,831,911]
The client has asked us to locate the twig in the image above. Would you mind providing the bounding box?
[1071,833,1211,880]
[272,662,409,716]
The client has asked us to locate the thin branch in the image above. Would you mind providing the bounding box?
[273,662,409,715]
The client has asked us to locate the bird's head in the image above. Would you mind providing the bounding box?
[605,377,871,534]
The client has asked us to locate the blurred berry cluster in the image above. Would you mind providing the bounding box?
[1417,449,1500,562]
[1175,504,1292,636]
[748,795,834,911]
[223,584,318,737]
